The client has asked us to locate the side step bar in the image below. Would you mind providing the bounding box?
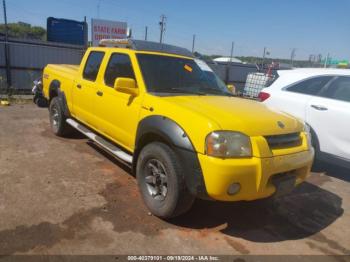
[66,118,133,163]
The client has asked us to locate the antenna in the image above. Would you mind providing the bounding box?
[97,0,101,18]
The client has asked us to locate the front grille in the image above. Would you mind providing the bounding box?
[265,132,301,149]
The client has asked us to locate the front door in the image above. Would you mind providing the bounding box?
[273,75,334,120]
[306,76,350,160]
[93,52,142,151]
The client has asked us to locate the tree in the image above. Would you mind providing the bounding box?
[0,22,46,40]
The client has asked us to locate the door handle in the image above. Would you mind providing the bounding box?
[76,84,82,89]
[311,104,328,111]
[96,91,103,96]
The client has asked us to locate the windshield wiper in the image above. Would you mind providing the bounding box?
[200,87,234,97]
[167,88,207,95]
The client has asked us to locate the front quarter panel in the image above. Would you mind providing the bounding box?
[138,94,221,154]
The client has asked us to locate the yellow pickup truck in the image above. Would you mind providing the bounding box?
[39,39,314,218]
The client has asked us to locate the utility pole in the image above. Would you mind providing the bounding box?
[3,0,12,94]
[145,26,148,41]
[192,34,196,53]
[290,48,296,67]
[159,14,166,44]
[230,41,235,62]
[84,16,88,48]
[261,47,266,71]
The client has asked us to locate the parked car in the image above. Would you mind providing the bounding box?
[259,68,350,168]
[38,39,314,218]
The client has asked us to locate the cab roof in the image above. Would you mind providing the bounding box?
[99,39,194,58]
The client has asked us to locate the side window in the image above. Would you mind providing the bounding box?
[321,76,350,102]
[286,76,333,95]
[104,53,135,87]
[83,51,105,81]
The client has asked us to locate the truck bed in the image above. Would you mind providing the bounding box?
[45,64,80,76]
[42,64,81,101]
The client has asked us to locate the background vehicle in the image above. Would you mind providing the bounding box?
[260,68,350,168]
[39,39,314,218]
[32,78,48,107]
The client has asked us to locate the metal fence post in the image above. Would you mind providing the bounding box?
[3,0,12,94]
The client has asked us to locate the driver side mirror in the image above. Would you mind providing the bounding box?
[114,77,139,96]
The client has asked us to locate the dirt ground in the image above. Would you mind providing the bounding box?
[0,103,349,255]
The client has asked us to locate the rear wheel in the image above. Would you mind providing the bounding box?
[136,142,195,218]
[49,97,73,137]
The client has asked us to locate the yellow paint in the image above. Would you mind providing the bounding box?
[184,64,193,72]
[42,46,314,201]
[0,100,10,106]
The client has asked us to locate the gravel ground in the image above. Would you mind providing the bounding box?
[0,103,349,256]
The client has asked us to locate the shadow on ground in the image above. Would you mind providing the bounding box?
[87,141,345,243]
[312,160,350,183]
[170,181,343,242]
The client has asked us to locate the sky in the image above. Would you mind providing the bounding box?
[3,0,350,60]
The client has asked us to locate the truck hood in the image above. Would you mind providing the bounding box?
[162,95,303,136]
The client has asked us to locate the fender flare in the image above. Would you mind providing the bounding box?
[134,115,209,199]
[49,80,70,117]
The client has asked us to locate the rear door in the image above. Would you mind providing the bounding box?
[306,76,350,160]
[73,51,105,125]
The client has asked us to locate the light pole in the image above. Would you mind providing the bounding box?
[290,48,296,67]
[192,34,196,53]
[230,41,235,62]
[145,26,148,41]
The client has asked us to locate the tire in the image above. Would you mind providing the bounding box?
[49,97,73,137]
[136,142,195,219]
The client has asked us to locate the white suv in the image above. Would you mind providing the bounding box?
[259,68,350,168]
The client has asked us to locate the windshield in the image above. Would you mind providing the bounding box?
[137,54,232,96]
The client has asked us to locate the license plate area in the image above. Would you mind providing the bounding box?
[271,172,296,197]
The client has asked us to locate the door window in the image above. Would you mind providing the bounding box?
[83,51,105,81]
[320,76,350,102]
[286,76,333,95]
[104,53,135,87]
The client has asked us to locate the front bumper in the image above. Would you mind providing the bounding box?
[197,148,314,201]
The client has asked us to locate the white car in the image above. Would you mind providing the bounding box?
[259,68,350,168]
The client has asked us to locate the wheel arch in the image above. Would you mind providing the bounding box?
[133,115,195,166]
[48,80,70,117]
[133,115,209,199]
[306,122,320,153]
[49,80,61,101]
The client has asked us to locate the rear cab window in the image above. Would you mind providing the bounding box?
[83,51,105,81]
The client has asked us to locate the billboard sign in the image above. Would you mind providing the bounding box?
[91,18,127,46]
[47,17,87,46]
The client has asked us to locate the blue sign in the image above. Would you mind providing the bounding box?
[47,17,87,46]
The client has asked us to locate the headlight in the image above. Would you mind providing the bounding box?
[206,131,252,158]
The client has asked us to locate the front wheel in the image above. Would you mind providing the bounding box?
[136,142,195,219]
